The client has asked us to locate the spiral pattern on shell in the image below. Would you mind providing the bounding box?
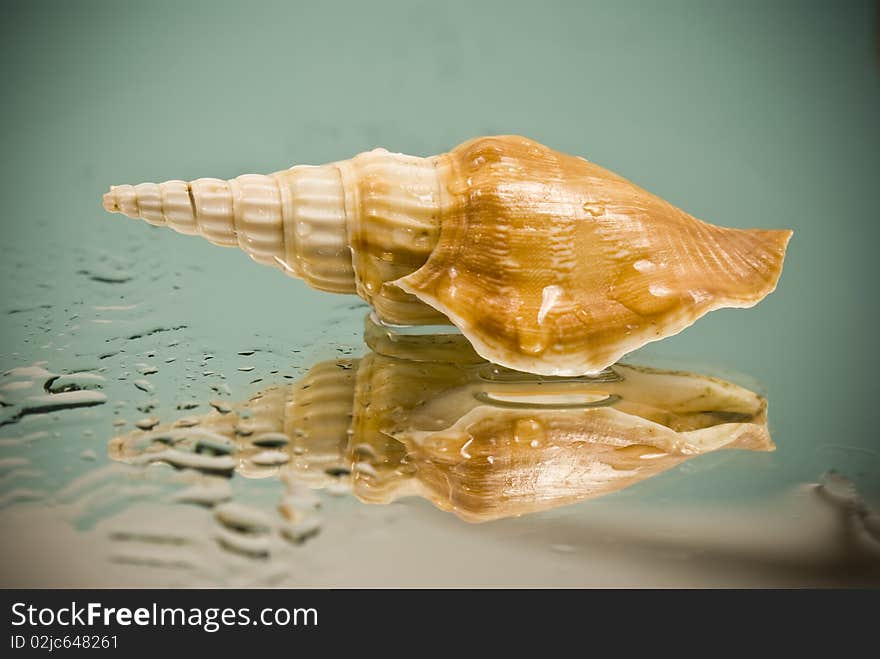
[103,165,354,293]
[102,135,792,376]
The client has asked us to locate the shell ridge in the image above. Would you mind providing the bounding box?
[396,137,791,374]
[270,171,291,276]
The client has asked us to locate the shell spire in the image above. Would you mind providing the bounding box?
[103,135,792,375]
[102,168,356,294]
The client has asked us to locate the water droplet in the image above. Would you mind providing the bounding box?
[538,284,563,325]
[615,444,666,459]
[353,462,378,478]
[392,226,414,248]
[234,423,254,437]
[214,502,272,534]
[518,328,548,355]
[208,400,232,414]
[252,432,289,447]
[514,418,544,446]
[353,443,376,459]
[251,450,290,466]
[582,202,603,218]
[574,307,592,326]
[280,517,321,545]
[689,289,711,304]
[135,416,159,431]
[133,379,153,393]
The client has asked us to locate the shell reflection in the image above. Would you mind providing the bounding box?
[110,317,773,522]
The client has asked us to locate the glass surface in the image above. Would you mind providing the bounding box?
[0,0,878,587]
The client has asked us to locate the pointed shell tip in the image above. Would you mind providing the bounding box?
[102,189,119,213]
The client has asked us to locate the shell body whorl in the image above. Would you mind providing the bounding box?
[103,135,791,375]
[396,136,792,375]
[337,149,449,323]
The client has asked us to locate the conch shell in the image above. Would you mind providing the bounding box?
[109,317,774,522]
[102,135,792,375]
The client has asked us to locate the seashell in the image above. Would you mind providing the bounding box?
[103,135,791,375]
[109,316,774,522]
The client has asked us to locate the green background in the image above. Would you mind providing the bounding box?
[0,0,877,585]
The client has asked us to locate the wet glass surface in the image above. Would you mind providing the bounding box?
[1,0,878,586]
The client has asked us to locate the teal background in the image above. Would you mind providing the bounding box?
[0,1,877,585]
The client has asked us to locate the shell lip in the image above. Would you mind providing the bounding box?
[393,228,793,377]
[392,274,596,376]
[393,281,789,378]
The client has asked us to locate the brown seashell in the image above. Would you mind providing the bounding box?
[103,135,791,374]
